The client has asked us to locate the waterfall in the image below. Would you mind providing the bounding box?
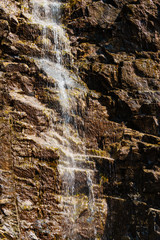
[25,0,107,239]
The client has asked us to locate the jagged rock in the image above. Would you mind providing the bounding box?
[0,19,9,39]
[0,0,160,239]
[17,22,42,41]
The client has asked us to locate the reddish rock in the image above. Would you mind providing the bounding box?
[0,0,160,239]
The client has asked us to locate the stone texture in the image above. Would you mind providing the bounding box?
[63,0,160,239]
[0,0,160,239]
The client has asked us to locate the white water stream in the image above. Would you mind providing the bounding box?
[25,0,107,239]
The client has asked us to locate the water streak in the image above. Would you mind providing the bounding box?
[26,0,107,238]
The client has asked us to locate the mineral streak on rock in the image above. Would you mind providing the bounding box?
[0,0,160,240]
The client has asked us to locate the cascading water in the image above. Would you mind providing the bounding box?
[25,0,107,239]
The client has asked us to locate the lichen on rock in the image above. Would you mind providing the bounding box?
[0,0,160,239]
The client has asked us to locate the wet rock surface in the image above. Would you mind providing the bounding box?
[0,0,160,239]
[63,0,160,239]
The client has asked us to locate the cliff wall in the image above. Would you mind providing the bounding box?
[0,0,160,239]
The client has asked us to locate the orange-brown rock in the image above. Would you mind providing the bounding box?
[0,0,160,239]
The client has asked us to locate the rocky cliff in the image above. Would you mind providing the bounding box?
[0,0,160,240]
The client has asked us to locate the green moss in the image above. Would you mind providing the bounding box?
[100,175,109,183]
[87,148,107,157]
[65,0,79,8]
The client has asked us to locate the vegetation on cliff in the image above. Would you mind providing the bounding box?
[0,0,160,239]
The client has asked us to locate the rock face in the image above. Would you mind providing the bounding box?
[63,0,160,239]
[0,0,160,240]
